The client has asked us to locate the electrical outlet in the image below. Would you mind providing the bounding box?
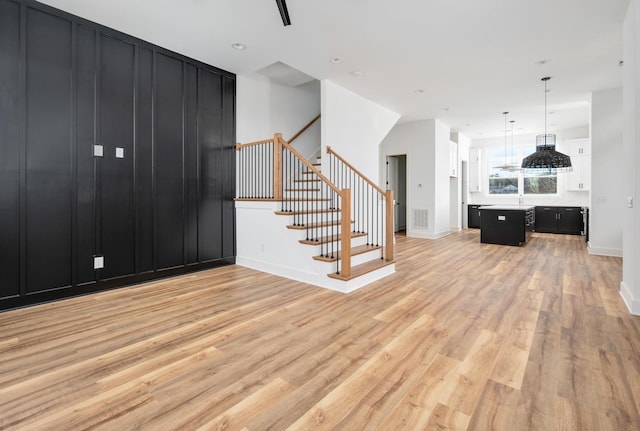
[628,197,634,208]
[115,147,124,159]
[94,255,104,270]
[93,145,103,157]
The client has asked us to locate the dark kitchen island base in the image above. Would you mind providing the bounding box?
[479,206,535,246]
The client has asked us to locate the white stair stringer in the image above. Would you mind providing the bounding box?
[235,200,395,293]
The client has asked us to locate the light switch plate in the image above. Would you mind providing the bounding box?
[94,255,104,270]
[115,147,124,158]
[94,145,103,157]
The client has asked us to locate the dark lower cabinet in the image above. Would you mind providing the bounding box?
[480,207,534,246]
[534,206,584,235]
[0,0,236,311]
[468,204,483,229]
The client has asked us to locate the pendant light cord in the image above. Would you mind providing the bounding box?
[542,76,550,148]
[503,111,509,165]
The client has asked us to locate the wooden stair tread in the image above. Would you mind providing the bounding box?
[328,259,395,281]
[285,188,320,192]
[287,220,353,230]
[284,197,331,202]
[275,209,339,216]
[299,231,367,245]
[294,179,321,183]
[313,244,381,262]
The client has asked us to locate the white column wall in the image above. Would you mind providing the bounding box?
[434,120,452,235]
[621,0,640,315]
[321,80,400,184]
[589,88,623,257]
[380,119,452,239]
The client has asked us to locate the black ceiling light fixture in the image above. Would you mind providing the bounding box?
[275,0,292,26]
[521,77,572,173]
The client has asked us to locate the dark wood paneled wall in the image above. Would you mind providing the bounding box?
[0,0,236,311]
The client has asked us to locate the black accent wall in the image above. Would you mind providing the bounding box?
[0,0,236,311]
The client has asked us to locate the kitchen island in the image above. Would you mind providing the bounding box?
[479,205,535,246]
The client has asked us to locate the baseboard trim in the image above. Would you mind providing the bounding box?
[407,230,451,240]
[587,244,623,257]
[236,256,395,294]
[620,281,640,316]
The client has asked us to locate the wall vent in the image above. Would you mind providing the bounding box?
[413,209,429,229]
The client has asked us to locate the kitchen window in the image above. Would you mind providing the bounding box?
[522,144,557,194]
[487,147,518,195]
[486,145,558,195]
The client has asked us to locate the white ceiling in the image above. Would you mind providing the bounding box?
[39,0,629,140]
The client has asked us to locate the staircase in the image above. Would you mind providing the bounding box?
[235,116,395,293]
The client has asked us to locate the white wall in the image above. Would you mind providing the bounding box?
[468,126,590,207]
[271,80,321,159]
[236,73,271,143]
[452,132,471,229]
[621,0,640,315]
[321,80,400,184]
[380,119,452,239]
[589,88,623,257]
[435,120,452,234]
[237,73,320,157]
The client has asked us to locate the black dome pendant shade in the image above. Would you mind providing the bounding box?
[521,77,572,173]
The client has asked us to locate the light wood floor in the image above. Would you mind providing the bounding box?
[1,230,638,430]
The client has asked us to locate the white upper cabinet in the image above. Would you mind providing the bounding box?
[565,138,590,191]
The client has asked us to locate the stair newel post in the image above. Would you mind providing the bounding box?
[341,189,352,278]
[273,133,283,201]
[385,189,394,261]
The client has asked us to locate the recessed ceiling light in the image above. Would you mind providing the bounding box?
[351,70,364,77]
[535,59,551,65]
[231,43,246,50]
[330,57,342,63]
[414,89,424,94]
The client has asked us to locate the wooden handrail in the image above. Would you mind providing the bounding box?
[326,146,385,195]
[237,114,320,150]
[236,137,276,150]
[279,136,342,196]
[288,114,321,144]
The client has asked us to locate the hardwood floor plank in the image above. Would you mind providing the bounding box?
[368,354,462,430]
[195,377,295,431]
[466,380,518,431]
[0,230,637,430]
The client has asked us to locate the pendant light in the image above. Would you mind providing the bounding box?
[496,111,514,171]
[521,77,572,173]
[505,119,521,172]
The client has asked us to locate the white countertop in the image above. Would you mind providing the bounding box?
[478,205,535,211]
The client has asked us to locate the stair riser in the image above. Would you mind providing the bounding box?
[299,233,370,248]
[350,249,383,266]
